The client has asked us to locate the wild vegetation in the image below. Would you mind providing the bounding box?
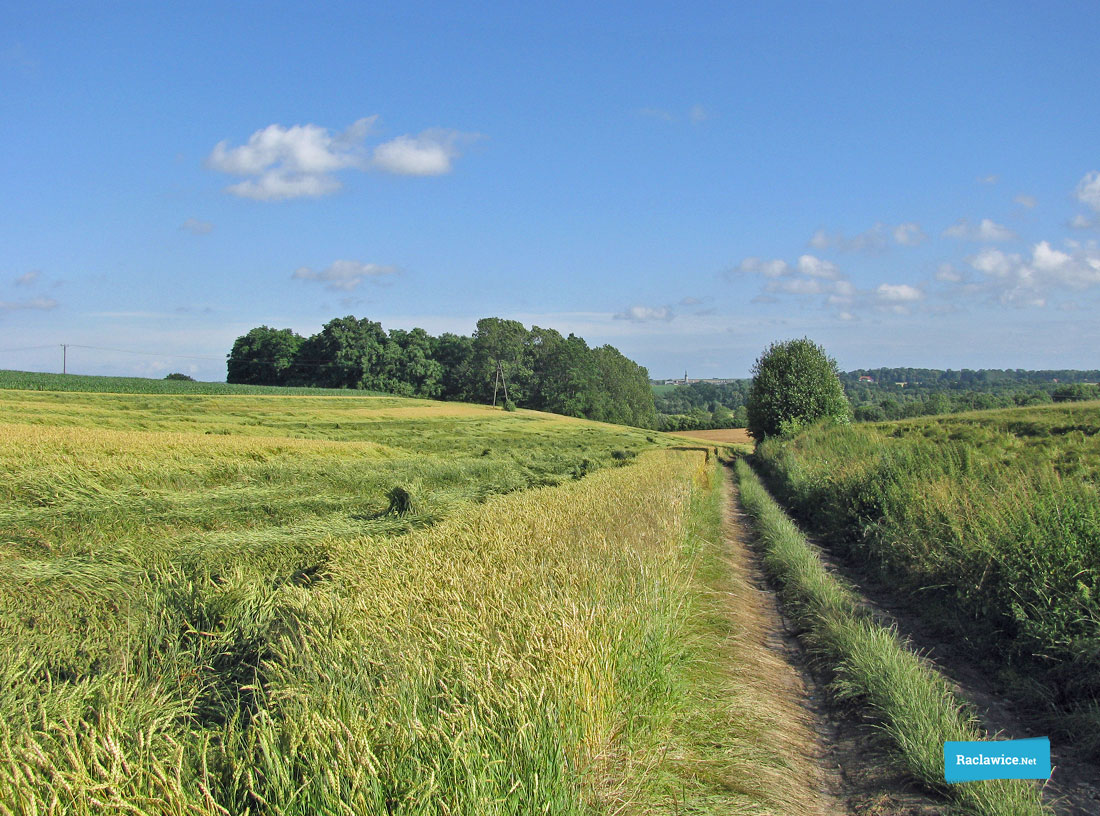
[0,385,821,814]
[751,402,1100,754]
[227,316,656,428]
[735,460,1048,816]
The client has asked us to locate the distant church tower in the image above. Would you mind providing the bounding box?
[683,370,688,385]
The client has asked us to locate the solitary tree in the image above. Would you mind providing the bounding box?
[746,338,850,439]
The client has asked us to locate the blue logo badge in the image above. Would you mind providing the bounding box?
[945,737,1051,782]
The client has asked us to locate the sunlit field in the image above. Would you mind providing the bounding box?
[0,386,823,814]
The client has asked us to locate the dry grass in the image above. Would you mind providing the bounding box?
[669,428,754,445]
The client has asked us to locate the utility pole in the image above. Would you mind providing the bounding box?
[61,344,67,375]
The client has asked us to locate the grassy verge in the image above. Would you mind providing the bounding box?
[735,458,1049,816]
[752,404,1100,752]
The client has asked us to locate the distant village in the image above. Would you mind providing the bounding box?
[654,373,741,386]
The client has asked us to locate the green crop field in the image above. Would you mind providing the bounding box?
[0,384,822,814]
[752,401,1100,754]
[0,369,390,397]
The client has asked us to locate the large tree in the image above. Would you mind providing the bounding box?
[226,326,304,385]
[746,338,850,439]
[293,316,387,389]
[471,317,530,405]
[373,327,444,397]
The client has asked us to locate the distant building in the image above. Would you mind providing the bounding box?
[858,375,875,383]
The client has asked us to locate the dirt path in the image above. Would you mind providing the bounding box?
[719,466,955,815]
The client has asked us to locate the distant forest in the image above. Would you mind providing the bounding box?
[227,316,657,428]
[655,368,1100,431]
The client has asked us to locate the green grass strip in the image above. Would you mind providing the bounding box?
[734,458,1049,816]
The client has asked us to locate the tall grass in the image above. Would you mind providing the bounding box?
[753,403,1100,752]
[735,459,1049,816]
[0,384,826,813]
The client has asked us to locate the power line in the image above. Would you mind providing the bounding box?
[65,344,225,361]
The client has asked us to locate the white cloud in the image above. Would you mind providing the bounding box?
[14,270,40,286]
[227,173,342,201]
[936,263,963,282]
[876,283,923,302]
[797,254,841,279]
[893,222,926,246]
[688,104,709,123]
[1076,171,1100,212]
[180,217,213,235]
[1031,241,1072,273]
[209,118,374,176]
[731,257,790,278]
[372,130,470,176]
[1014,193,1037,208]
[943,218,1016,242]
[1,297,57,312]
[292,260,399,291]
[208,118,375,200]
[638,107,674,122]
[769,277,826,296]
[976,218,1017,242]
[614,305,673,322]
[1069,213,1096,230]
[978,174,999,185]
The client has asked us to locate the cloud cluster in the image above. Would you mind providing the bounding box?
[614,305,673,322]
[14,270,40,286]
[966,240,1100,307]
[292,260,399,291]
[207,118,476,200]
[808,222,926,252]
[732,253,924,317]
[943,218,1016,242]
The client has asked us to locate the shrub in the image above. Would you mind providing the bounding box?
[746,338,850,439]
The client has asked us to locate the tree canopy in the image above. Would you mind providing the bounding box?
[227,315,657,428]
[746,338,850,438]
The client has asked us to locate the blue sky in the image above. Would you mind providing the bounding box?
[2,1,1099,380]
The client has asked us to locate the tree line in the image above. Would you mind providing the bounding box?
[227,316,657,428]
[654,367,1100,430]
